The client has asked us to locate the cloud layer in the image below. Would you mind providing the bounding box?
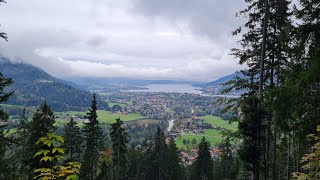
[0,0,244,82]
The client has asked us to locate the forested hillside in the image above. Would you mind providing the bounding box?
[0,58,106,111]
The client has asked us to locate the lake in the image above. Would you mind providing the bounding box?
[125,84,203,94]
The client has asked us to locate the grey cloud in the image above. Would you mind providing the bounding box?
[0,29,76,75]
[0,0,244,81]
[86,35,107,47]
[131,0,245,42]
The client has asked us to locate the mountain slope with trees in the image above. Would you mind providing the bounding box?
[0,57,106,111]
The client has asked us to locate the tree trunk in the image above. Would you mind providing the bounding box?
[272,130,277,180]
[259,0,270,99]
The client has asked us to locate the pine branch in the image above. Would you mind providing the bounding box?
[0,32,7,41]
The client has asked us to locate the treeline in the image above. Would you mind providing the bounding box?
[221,0,320,179]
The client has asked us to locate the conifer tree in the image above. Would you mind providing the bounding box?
[15,109,31,177]
[238,96,265,180]
[145,127,169,180]
[213,135,240,180]
[0,72,13,179]
[127,145,145,180]
[64,117,82,162]
[167,138,184,180]
[96,161,113,180]
[110,118,129,180]
[80,94,103,180]
[0,4,13,176]
[27,102,56,173]
[191,137,213,180]
[226,0,293,178]
[269,0,320,178]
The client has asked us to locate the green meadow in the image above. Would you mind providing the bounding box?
[175,115,238,149]
[56,110,143,124]
[175,129,223,149]
[201,115,238,131]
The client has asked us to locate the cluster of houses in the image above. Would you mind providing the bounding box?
[179,147,222,165]
[167,116,209,139]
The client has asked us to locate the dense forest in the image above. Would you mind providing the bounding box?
[1,0,320,180]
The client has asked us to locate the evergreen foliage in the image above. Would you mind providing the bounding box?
[15,109,31,177]
[145,127,169,180]
[63,118,82,162]
[167,138,184,180]
[213,135,240,180]
[80,94,103,180]
[110,118,129,180]
[0,72,14,180]
[27,102,56,173]
[225,0,295,178]
[190,137,214,180]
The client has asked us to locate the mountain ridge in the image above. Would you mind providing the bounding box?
[0,57,106,111]
[193,72,243,88]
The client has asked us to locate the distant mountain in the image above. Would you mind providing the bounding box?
[194,73,243,88]
[64,77,198,90]
[0,57,106,111]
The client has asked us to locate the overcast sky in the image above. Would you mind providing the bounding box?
[0,0,245,82]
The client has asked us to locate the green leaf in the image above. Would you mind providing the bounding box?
[40,156,53,162]
[56,135,65,143]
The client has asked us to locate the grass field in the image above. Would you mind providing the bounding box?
[107,101,127,108]
[97,92,113,96]
[175,115,238,149]
[201,115,238,131]
[56,110,143,124]
[175,129,223,149]
[96,111,143,123]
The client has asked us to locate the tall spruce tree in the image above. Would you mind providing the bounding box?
[190,137,213,180]
[15,109,31,177]
[167,138,184,180]
[127,145,145,180]
[0,73,12,122]
[27,102,56,173]
[0,72,13,179]
[80,94,103,180]
[227,0,293,179]
[0,3,12,177]
[64,117,82,162]
[110,118,129,180]
[238,96,265,180]
[213,135,240,180]
[145,127,169,180]
[268,0,320,178]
